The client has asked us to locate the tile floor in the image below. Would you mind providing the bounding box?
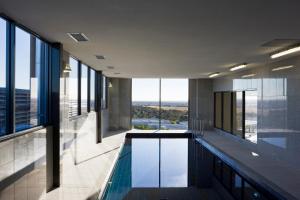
[46,131,126,200]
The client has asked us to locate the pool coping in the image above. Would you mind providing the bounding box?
[125,132,193,138]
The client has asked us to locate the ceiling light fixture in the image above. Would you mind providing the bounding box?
[242,74,256,78]
[209,72,220,78]
[63,63,72,73]
[270,45,300,59]
[67,33,89,42]
[272,65,294,72]
[230,63,247,71]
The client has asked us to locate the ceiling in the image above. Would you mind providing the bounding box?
[1,0,300,78]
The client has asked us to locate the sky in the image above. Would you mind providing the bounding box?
[132,78,188,102]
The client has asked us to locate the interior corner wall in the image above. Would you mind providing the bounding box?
[107,78,132,131]
[188,79,214,130]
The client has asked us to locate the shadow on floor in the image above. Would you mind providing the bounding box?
[75,146,120,165]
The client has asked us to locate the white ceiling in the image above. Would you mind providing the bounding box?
[1,0,300,78]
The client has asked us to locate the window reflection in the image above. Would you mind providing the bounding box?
[69,57,78,117]
[0,18,6,135]
[90,69,95,111]
[233,92,243,138]
[81,64,88,113]
[245,90,258,143]
[215,92,222,129]
[223,92,232,132]
[102,76,108,109]
[15,27,47,131]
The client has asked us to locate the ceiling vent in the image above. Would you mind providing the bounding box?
[67,33,89,42]
[107,66,115,70]
[95,55,105,60]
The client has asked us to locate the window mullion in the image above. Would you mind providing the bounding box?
[6,22,15,134]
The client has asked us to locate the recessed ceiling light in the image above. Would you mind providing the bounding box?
[209,72,220,78]
[107,66,114,70]
[230,63,247,71]
[67,33,89,42]
[95,55,105,60]
[242,74,256,78]
[271,45,300,59]
[251,152,259,157]
[272,65,294,71]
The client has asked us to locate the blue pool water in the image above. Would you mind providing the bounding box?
[102,138,190,200]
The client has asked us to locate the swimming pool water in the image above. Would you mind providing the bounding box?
[102,138,190,200]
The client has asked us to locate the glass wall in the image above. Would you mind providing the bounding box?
[161,79,188,130]
[245,90,258,143]
[69,57,78,117]
[81,64,88,113]
[215,92,222,129]
[214,90,258,143]
[132,78,188,130]
[232,92,243,138]
[132,78,160,130]
[223,92,232,132]
[102,76,108,109]
[15,27,47,131]
[90,69,95,111]
[0,18,6,135]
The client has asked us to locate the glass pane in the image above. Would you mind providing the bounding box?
[102,76,107,109]
[69,57,78,117]
[215,93,222,129]
[214,157,222,180]
[231,172,242,200]
[223,92,232,132]
[233,92,243,138]
[15,27,45,131]
[161,79,188,130]
[0,18,6,135]
[161,139,188,187]
[81,64,88,113]
[245,90,258,143]
[90,69,95,111]
[222,163,231,190]
[131,139,159,187]
[132,78,160,130]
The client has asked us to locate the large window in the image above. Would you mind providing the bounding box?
[161,79,188,130]
[102,76,108,109]
[132,79,160,130]
[69,57,78,117]
[90,69,95,111]
[132,78,188,130]
[15,27,47,131]
[0,18,6,135]
[232,92,243,138]
[81,64,88,113]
